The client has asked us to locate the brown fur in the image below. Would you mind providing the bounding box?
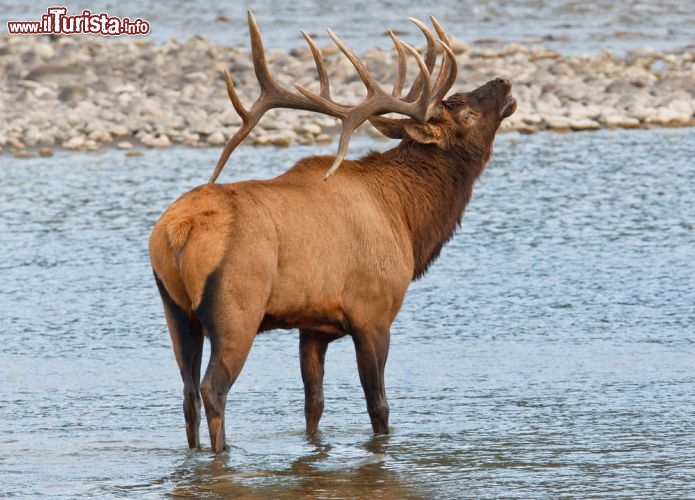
[149,78,516,452]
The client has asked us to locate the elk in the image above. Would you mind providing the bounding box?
[149,11,516,453]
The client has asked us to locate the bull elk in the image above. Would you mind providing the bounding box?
[149,11,516,453]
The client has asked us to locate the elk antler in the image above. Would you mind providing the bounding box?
[208,11,458,183]
[369,16,458,138]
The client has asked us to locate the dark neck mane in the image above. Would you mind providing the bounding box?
[362,139,490,279]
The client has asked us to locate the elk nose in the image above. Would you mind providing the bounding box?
[495,77,511,87]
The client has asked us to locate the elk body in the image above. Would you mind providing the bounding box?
[149,12,516,452]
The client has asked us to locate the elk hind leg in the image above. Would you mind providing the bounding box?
[155,275,204,449]
[195,272,267,453]
[353,328,391,434]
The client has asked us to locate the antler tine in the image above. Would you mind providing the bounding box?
[301,30,331,100]
[405,17,438,102]
[223,68,247,121]
[327,29,380,98]
[208,70,259,183]
[399,40,432,119]
[247,10,286,96]
[388,30,407,98]
[426,16,458,114]
[430,15,452,46]
[426,40,458,120]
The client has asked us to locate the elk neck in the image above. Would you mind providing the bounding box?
[362,139,491,279]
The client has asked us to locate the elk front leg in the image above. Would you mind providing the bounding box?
[299,330,331,435]
[353,328,390,434]
[155,275,204,450]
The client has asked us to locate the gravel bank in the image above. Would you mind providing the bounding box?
[1,33,694,157]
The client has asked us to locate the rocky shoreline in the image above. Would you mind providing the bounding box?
[1,33,694,157]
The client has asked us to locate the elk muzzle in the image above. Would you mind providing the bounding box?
[492,78,517,119]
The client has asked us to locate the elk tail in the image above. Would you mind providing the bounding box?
[149,216,194,314]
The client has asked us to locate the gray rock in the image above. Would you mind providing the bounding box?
[569,118,601,131]
[25,64,85,85]
[206,130,227,145]
[141,134,172,148]
[63,135,85,149]
[58,84,88,103]
[601,114,641,128]
[298,123,322,136]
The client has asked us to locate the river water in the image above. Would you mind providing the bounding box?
[1,127,694,497]
[2,0,694,55]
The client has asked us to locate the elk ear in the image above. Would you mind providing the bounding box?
[403,121,445,146]
[368,116,407,139]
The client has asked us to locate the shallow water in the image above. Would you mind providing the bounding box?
[2,0,694,54]
[1,128,694,497]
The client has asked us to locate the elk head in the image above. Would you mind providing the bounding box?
[370,77,517,168]
[207,11,516,183]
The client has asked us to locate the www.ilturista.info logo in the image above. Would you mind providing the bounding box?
[7,6,150,36]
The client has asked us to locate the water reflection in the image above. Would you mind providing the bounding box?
[165,434,422,499]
